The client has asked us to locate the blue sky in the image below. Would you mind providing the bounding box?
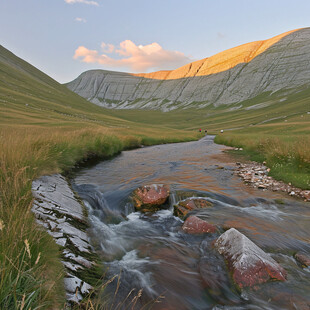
[0,0,309,83]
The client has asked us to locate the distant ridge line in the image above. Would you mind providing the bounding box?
[131,28,302,80]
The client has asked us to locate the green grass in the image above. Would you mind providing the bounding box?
[215,134,310,189]
[1,43,310,310]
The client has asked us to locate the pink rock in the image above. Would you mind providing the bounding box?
[182,216,217,234]
[214,228,286,289]
[295,252,310,267]
[174,198,212,219]
[132,184,170,212]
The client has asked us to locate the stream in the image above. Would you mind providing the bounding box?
[71,136,310,310]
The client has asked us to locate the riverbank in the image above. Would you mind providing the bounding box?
[0,126,200,309]
[235,162,310,201]
[214,133,310,191]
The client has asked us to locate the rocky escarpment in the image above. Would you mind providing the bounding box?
[32,174,100,304]
[67,28,310,111]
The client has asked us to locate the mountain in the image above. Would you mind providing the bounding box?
[66,28,310,111]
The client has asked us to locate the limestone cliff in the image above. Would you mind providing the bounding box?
[66,28,310,111]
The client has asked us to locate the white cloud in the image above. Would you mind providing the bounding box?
[75,17,87,23]
[65,0,99,6]
[73,40,192,72]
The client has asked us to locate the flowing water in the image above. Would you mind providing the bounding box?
[71,136,310,309]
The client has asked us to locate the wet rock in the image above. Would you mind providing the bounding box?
[132,184,170,212]
[214,228,286,289]
[182,216,217,234]
[174,198,212,219]
[295,252,310,267]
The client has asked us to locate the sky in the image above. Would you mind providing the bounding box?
[0,0,309,83]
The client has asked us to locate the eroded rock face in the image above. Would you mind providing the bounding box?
[67,29,310,111]
[32,174,96,304]
[174,198,212,219]
[214,228,286,289]
[132,184,170,212]
[182,215,217,234]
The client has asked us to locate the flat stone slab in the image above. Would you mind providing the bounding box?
[214,228,286,289]
[32,174,96,305]
[32,174,85,222]
[64,274,93,302]
[63,250,94,268]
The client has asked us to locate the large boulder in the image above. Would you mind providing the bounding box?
[182,216,217,234]
[214,228,286,289]
[174,198,212,219]
[132,184,170,212]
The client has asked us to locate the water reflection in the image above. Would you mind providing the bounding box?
[72,136,310,309]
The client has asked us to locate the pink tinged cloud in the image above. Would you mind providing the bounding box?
[65,0,99,6]
[73,40,192,72]
[75,17,87,23]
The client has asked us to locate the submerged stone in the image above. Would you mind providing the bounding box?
[295,252,310,267]
[132,184,170,212]
[174,198,212,219]
[214,228,286,289]
[182,215,217,234]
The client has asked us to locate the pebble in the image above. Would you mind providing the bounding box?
[235,163,310,201]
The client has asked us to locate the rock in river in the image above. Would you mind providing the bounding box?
[182,215,217,234]
[214,228,286,289]
[132,184,170,212]
[174,198,212,219]
[295,252,310,267]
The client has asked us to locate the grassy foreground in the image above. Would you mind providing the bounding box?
[1,43,309,309]
[0,45,200,309]
[0,126,199,309]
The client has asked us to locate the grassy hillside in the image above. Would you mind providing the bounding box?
[0,45,200,309]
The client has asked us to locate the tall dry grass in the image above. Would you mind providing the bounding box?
[0,126,198,309]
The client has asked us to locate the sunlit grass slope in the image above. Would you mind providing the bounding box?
[0,45,200,309]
